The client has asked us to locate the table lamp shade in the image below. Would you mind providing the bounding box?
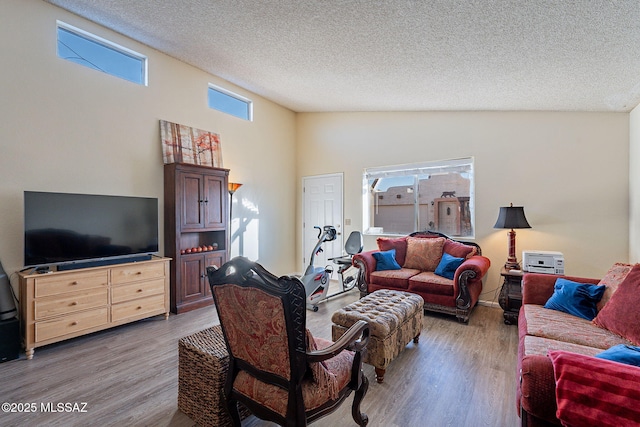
[493,205,531,230]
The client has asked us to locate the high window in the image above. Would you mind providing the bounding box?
[56,21,147,85]
[363,158,475,238]
[208,85,253,121]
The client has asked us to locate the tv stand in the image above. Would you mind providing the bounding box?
[19,256,170,359]
[57,254,153,271]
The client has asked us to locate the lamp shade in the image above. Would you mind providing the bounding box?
[228,182,243,194]
[493,205,531,229]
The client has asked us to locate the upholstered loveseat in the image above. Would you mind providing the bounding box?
[353,231,490,323]
[517,263,640,427]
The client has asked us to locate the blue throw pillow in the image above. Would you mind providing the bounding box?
[373,249,401,271]
[434,252,465,280]
[543,278,606,320]
[596,344,640,367]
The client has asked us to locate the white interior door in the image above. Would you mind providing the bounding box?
[302,174,343,271]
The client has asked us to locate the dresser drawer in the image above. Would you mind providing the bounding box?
[111,293,166,322]
[34,270,108,298]
[35,307,109,343]
[111,278,165,304]
[111,262,165,285]
[34,288,108,320]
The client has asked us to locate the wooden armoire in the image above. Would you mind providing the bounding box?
[164,163,229,313]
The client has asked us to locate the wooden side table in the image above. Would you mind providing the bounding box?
[498,267,523,325]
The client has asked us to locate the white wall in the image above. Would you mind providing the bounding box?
[0,0,298,291]
[630,105,640,263]
[296,111,630,303]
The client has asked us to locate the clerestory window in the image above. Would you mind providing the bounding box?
[208,85,253,121]
[57,21,147,85]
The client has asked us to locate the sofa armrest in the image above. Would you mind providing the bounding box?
[453,255,491,309]
[353,250,379,293]
[522,273,600,305]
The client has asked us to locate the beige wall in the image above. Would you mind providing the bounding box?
[2,0,634,306]
[296,111,630,303]
[0,0,297,291]
[630,105,640,263]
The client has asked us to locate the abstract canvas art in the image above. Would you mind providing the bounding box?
[160,120,223,167]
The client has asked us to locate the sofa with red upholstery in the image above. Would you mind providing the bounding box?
[352,231,490,323]
[517,263,640,427]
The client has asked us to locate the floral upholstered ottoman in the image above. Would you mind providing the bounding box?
[331,289,423,383]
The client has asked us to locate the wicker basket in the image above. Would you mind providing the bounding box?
[178,324,250,426]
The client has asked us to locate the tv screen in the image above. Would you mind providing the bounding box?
[24,191,159,268]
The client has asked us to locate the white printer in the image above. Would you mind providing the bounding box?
[522,250,565,275]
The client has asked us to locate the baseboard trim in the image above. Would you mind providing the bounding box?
[478,299,500,308]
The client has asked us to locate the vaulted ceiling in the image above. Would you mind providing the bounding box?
[46,0,640,113]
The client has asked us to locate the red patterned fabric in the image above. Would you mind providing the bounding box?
[403,237,445,271]
[443,239,476,259]
[232,337,354,417]
[596,262,633,311]
[408,272,454,296]
[376,237,408,265]
[212,285,290,379]
[524,305,631,349]
[593,264,640,345]
[548,350,640,427]
[369,268,420,289]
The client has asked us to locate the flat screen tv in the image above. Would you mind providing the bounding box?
[24,191,159,270]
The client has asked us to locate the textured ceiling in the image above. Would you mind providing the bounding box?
[45,0,640,112]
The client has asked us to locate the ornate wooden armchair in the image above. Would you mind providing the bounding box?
[206,257,371,427]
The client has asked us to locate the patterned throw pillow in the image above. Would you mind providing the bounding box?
[403,237,445,272]
[593,264,640,345]
[548,350,640,426]
[443,239,476,259]
[596,262,634,312]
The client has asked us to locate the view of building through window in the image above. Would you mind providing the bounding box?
[363,158,474,238]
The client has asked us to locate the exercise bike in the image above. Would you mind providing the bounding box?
[301,225,336,311]
[328,230,363,296]
[301,226,363,311]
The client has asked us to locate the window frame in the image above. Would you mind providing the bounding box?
[362,157,475,238]
[207,84,253,121]
[56,21,148,86]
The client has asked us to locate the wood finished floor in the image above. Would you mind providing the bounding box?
[0,289,519,427]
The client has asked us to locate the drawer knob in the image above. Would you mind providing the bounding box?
[71,281,78,285]
[137,289,143,293]
[70,301,78,306]
[71,321,78,326]
[137,306,142,310]
[136,271,142,275]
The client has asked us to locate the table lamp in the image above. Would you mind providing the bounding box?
[494,203,531,270]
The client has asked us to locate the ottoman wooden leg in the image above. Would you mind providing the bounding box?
[375,367,386,383]
[413,332,420,344]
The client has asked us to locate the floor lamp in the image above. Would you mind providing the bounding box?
[228,182,242,223]
[493,203,531,270]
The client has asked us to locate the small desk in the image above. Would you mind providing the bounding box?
[499,267,523,325]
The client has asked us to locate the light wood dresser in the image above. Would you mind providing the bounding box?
[19,257,170,359]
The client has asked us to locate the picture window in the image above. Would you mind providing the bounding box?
[363,158,475,238]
